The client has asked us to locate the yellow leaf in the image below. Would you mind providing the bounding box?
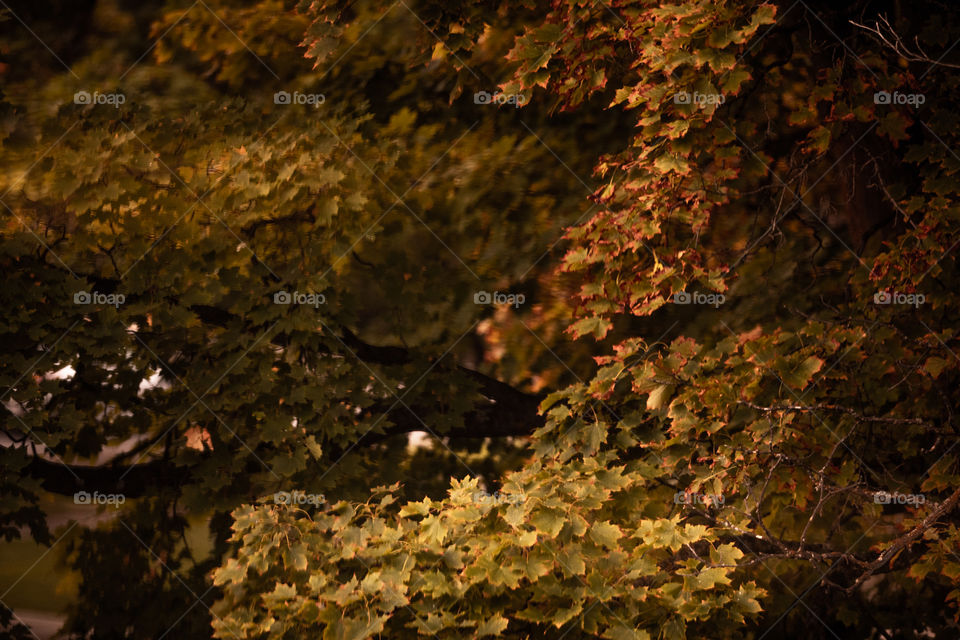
[647,384,674,410]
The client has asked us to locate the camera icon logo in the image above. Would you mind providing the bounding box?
[673,92,692,104]
[273,491,291,504]
[874,491,891,504]
[274,91,291,105]
[873,291,891,304]
[474,91,492,105]
[474,291,492,304]
[74,490,92,504]
[274,291,292,304]
[74,291,92,304]
[673,291,692,304]
[874,91,891,105]
[74,91,92,105]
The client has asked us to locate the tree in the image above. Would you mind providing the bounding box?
[1,0,958,638]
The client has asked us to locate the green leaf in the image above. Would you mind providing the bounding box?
[653,153,690,175]
[604,624,652,640]
[557,545,587,576]
[213,558,248,586]
[531,508,565,538]
[420,515,447,545]
[325,614,388,640]
[477,614,509,636]
[264,582,297,604]
[517,529,538,547]
[709,543,744,566]
[589,521,623,549]
[283,544,308,572]
[686,567,730,591]
[399,500,431,517]
[783,355,824,389]
[924,356,951,379]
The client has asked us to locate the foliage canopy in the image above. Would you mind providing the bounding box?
[1,0,959,638]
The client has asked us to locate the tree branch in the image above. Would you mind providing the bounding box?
[845,486,960,593]
[851,16,960,70]
[738,400,927,425]
[8,261,546,498]
[19,392,542,498]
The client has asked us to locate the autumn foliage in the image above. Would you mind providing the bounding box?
[2,0,960,638]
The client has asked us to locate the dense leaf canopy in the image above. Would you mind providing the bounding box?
[1,0,959,638]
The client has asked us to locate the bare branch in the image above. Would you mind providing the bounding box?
[738,400,927,425]
[851,16,960,70]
